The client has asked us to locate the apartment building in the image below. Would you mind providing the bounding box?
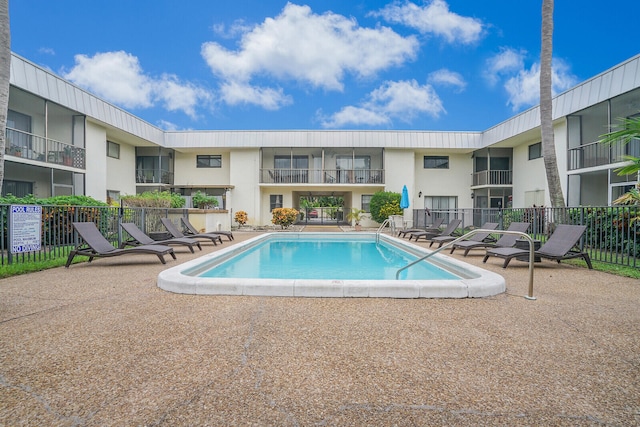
[4,53,640,227]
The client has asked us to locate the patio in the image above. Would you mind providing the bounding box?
[0,230,638,425]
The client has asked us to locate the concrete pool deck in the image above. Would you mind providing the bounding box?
[1,230,639,425]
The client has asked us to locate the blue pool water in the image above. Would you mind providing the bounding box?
[197,237,458,280]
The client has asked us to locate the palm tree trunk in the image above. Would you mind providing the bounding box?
[0,0,10,192]
[540,0,565,208]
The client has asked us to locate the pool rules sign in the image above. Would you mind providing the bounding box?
[9,205,42,253]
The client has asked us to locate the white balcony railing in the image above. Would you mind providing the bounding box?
[5,127,85,169]
[261,168,384,184]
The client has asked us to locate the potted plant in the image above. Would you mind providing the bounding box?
[346,208,366,231]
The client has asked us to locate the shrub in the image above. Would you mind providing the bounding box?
[121,191,185,208]
[271,208,299,229]
[192,191,219,209]
[234,210,248,226]
[369,191,402,223]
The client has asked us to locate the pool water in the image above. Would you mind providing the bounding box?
[198,238,458,280]
[158,232,506,298]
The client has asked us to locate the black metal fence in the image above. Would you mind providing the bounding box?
[1,204,638,268]
[0,205,191,266]
[411,206,638,268]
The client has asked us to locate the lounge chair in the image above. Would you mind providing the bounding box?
[65,222,176,267]
[398,217,444,238]
[430,222,499,249]
[120,222,202,253]
[483,224,592,269]
[409,219,462,246]
[450,222,530,256]
[161,218,223,245]
[181,217,234,241]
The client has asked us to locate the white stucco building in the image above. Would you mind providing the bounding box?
[4,53,640,227]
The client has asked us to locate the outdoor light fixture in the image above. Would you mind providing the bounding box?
[418,191,422,198]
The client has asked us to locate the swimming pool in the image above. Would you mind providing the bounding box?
[157,232,505,298]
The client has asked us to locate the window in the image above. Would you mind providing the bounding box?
[106,190,120,205]
[361,195,372,213]
[529,142,542,160]
[107,141,120,159]
[197,155,222,168]
[423,156,449,169]
[2,180,33,197]
[270,195,283,211]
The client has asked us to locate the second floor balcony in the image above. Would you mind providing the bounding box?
[568,139,640,170]
[261,168,384,184]
[5,127,85,169]
[472,170,512,187]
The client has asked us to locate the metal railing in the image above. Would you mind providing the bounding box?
[568,139,640,170]
[395,229,537,299]
[261,168,384,184]
[472,170,512,186]
[5,127,85,169]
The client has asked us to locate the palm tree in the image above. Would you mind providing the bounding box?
[598,114,640,206]
[540,0,566,208]
[0,0,10,192]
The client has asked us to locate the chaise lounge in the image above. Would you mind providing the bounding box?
[120,222,202,253]
[482,224,592,269]
[181,217,234,241]
[409,219,462,245]
[161,218,223,246]
[450,222,530,256]
[430,222,498,249]
[397,217,444,238]
[65,222,176,267]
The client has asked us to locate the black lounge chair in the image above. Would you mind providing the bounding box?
[181,217,234,241]
[120,222,202,253]
[65,222,176,267]
[483,224,592,269]
[409,219,462,246]
[398,217,444,238]
[161,218,223,245]
[450,222,531,256]
[430,222,499,249]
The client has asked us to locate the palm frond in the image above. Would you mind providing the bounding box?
[598,114,640,146]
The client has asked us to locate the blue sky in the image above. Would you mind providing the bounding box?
[9,0,639,132]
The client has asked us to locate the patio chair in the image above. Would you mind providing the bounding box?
[430,222,499,249]
[181,217,234,241]
[409,219,462,246]
[483,224,592,269]
[161,218,223,246]
[450,222,530,256]
[120,222,202,253]
[398,217,444,238]
[65,222,176,268]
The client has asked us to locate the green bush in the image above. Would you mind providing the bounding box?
[0,194,107,206]
[192,191,219,209]
[121,191,185,208]
[369,191,402,223]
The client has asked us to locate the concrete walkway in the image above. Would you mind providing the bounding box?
[1,230,638,426]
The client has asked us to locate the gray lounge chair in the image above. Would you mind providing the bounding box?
[398,217,444,238]
[181,217,234,241]
[121,222,202,253]
[161,218,223,245]
[450,222,530,256]
[65,222,176,267]
[483,224,592,269]
[409,219,462,246]
[430,222,499,249]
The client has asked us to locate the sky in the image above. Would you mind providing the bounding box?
[8,0,639,132]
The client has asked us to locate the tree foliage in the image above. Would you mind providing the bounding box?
[369,191,402,223]
[121,191,185,208]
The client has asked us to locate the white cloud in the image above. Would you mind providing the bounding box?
[371,0,484,44]
[321,79,444,128]
[484,47,526,86]
[38,47,55,55]
[503,58,578,111]
[201,3,418,108]
[428,68,466,92]
[220,81,292,110]
[62,51,211,118]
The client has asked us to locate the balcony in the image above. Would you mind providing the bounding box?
[568,140,640,170]
[261,168,384,184]
[472,170,512,186]
[136,169,174,184]
[5,127,85,169]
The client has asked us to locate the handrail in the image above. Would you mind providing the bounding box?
[376,218,391,243]
[395,229,537,300]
